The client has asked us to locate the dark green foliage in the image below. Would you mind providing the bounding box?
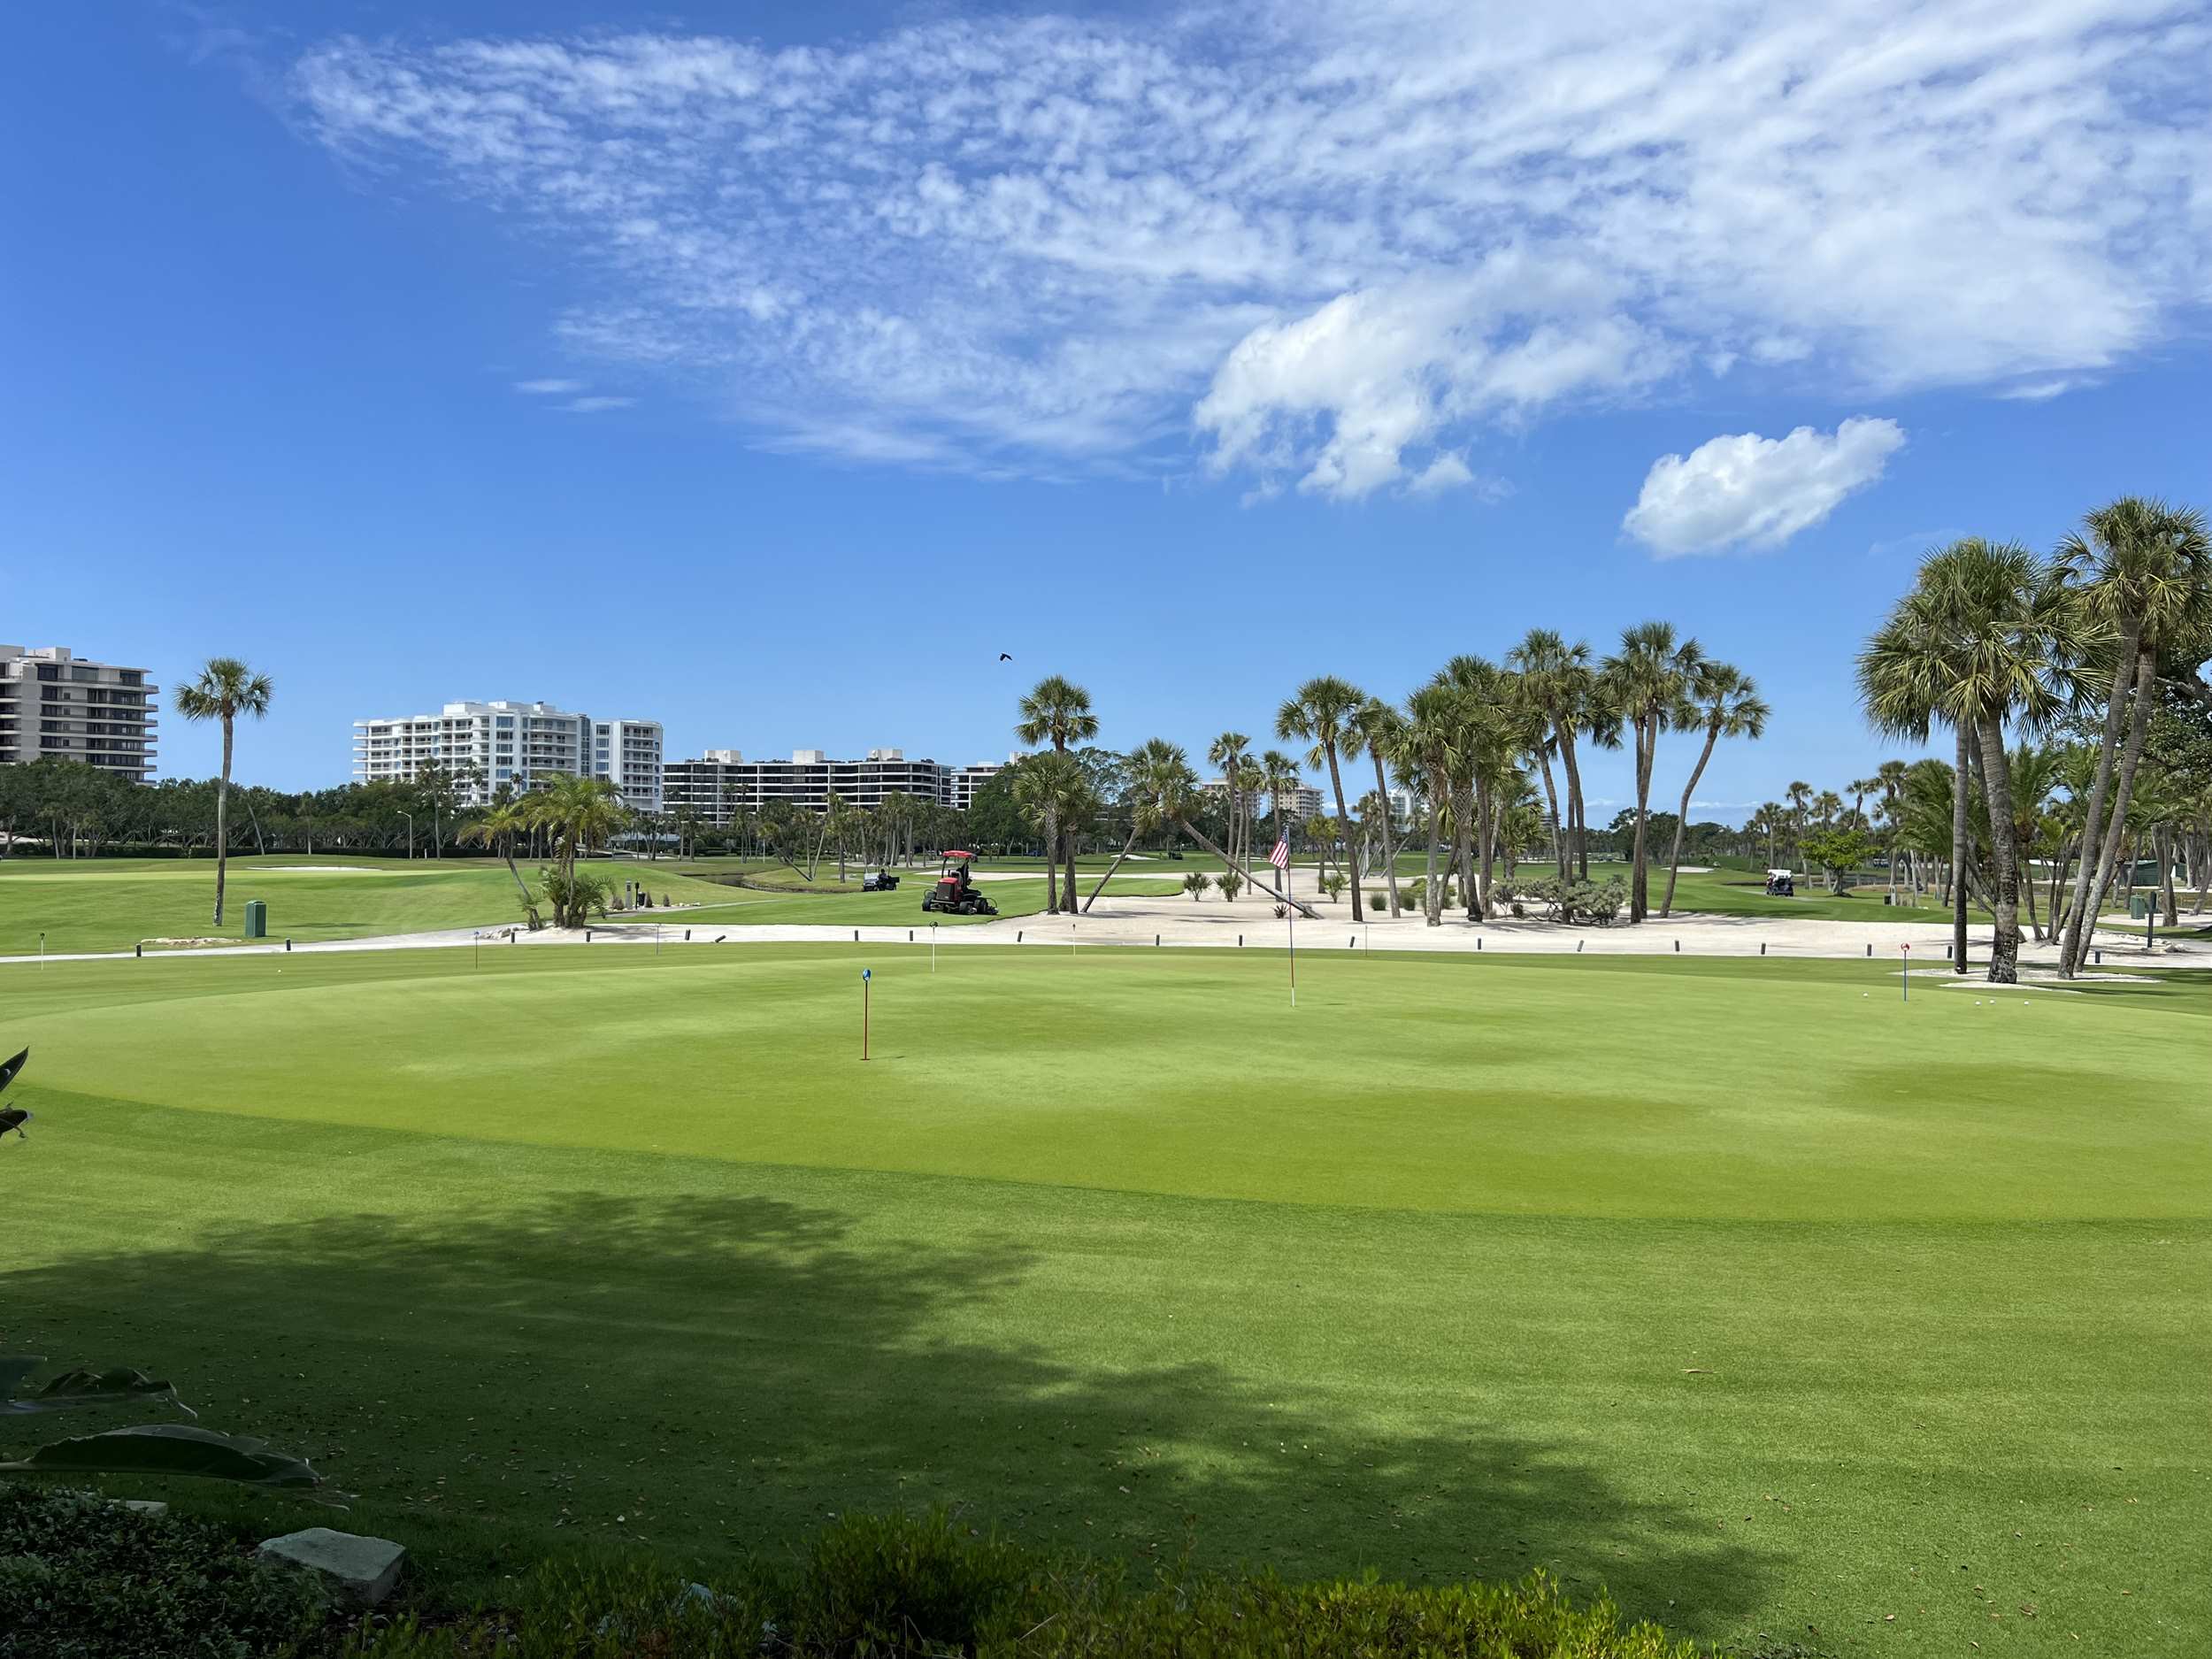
[330,1512,1698,1658]
[531,865,610,927]
[0,1486,324,1659]
[1522,875,1627,925]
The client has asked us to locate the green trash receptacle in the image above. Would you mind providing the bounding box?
[243,899,266,940]
[2127,893,2149,920]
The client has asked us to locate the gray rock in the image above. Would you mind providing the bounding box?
[257,1527,406,1607]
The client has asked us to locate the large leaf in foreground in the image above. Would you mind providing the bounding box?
[0,1425,324,1492]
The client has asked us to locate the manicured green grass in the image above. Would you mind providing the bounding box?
[0,856,1173,956]
[2,947,2205,1655]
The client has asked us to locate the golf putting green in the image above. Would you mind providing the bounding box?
[3,944,2205,1655]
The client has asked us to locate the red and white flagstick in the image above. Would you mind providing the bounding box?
[1901,941,1909,1002]
[1287,854,1296,1007]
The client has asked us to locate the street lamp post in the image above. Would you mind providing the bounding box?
[400,811,415,860]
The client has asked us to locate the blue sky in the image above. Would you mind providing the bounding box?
[5,2,2208,819]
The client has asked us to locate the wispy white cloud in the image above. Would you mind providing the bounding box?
[1995,378,2081,401]
[1866,526,1965,560]
[288,2,2212,493]
[561,395,634,413]
[1623,418,1906,557]
[515,377,585,395]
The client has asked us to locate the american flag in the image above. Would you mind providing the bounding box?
[1267,837,1290,872]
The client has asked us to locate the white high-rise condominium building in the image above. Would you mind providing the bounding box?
[0,646,158,780]
[352,700,663,810]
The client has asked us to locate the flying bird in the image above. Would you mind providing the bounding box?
[998,652,1013,661]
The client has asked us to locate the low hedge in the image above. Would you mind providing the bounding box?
[0,1486,323,1659]
[2,1491,1720,1657]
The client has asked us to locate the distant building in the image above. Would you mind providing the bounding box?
[946,760,1008,811]
[0,645,158,781]
[352,700,663,810]
[662,749,1012,823]
[1202,776,1323,824]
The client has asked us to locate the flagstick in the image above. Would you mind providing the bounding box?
[1286,854,1296,1008]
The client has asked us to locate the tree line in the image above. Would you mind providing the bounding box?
[1858,496,2212,983]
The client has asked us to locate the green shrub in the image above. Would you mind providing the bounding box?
[0,1486,324,1659]
[333,1511,1695,1658]
[1367,889,1386,910]
[788,1509,1035,1652]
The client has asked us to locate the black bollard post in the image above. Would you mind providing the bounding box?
[1761,941,1767,956]
[1866,942,1871,956]
[1673,939,1679,953]
[586,929,592,943]
[1018,931,1024,942]
[1577,939,1584,953]
[1239,934,1244,947]
[135,941,142,958]
[685,930,691,941]
[854,929,859,943]
[285,938,292,953]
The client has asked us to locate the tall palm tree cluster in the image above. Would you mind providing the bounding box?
[1857,498,2212,984]
[1005,632,1770,930]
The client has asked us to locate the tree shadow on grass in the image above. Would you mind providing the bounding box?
[2,1191,1777,1640]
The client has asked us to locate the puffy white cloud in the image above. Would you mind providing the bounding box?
[286,2,2212,491]
[1623,418,1907,557]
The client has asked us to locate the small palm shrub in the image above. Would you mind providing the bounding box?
[1216,872,1244,902]
[1181,872,1210,902]
[1320,872,1348,902]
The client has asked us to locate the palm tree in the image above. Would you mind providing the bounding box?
[2055,497,2211,975]
[1277,676,1370,922]
[1013,752,1093,914]
[1872,759,1911,898]
[460,794,539,921]
[1749,803,1785,870]
[1599,623,1704,924]
[1859,538,2079,982]
[1016,677,1100,913]
[1131,740,1314,915]
[1660,662,1768,917]
[1082,737,1181,912]
[1784,780,1814,873]
[1398,683,1466,926]
[1345,695,1398,916]
[173,657,273,926]
[1209,732,1250,873]
[1259,750,1301,849]
[524,773,629,927]
[1507,630,1599,877]
[1847,774,1882,833]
